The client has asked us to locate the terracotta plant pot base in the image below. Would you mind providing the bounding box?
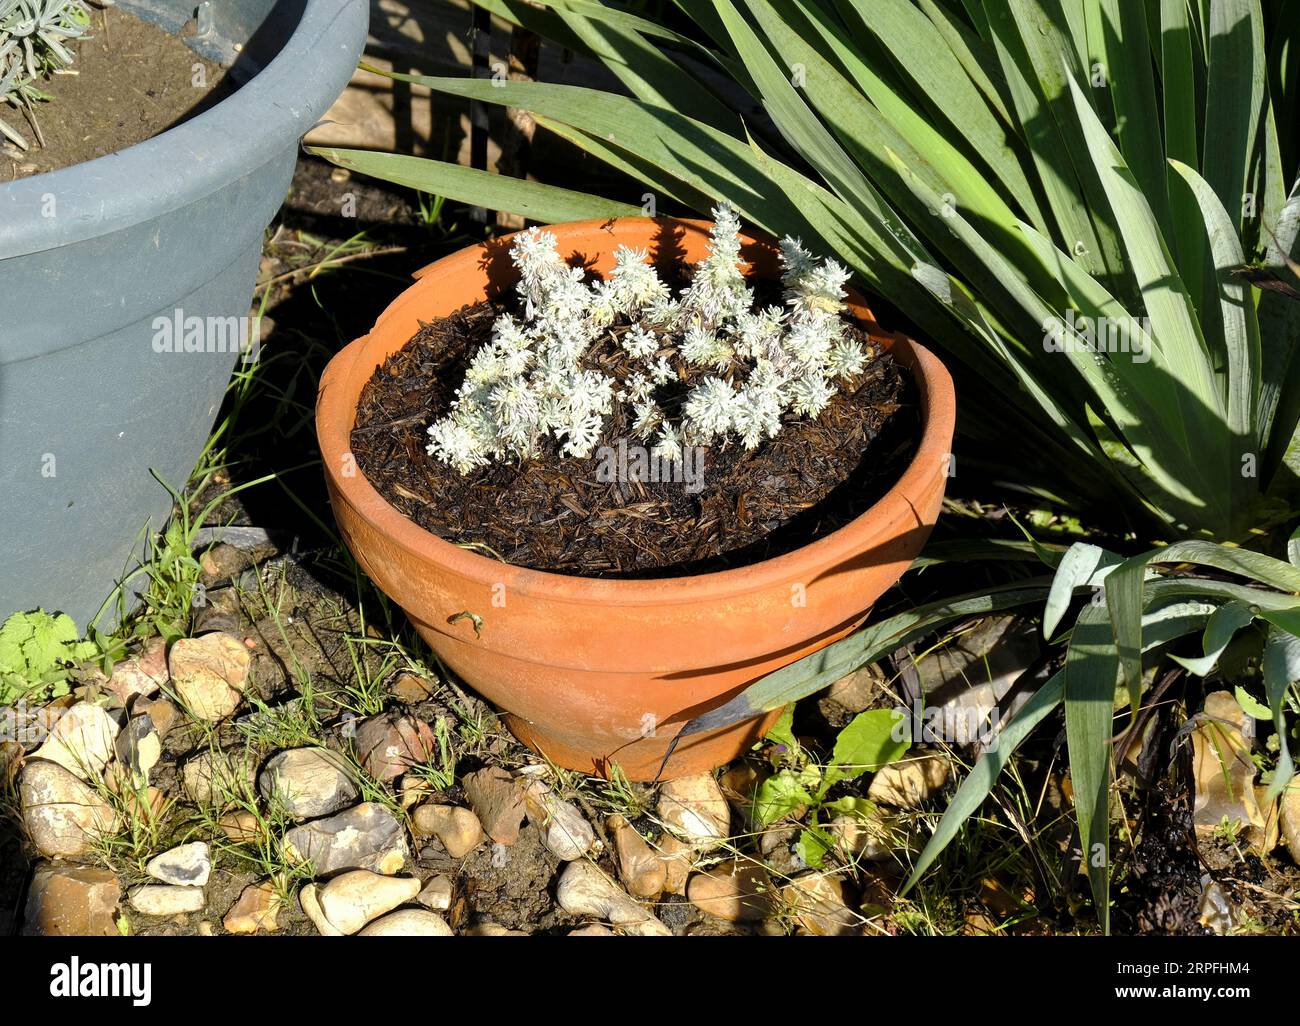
[317,217,956,780]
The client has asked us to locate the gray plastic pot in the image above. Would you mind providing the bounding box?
[0,0,368,629]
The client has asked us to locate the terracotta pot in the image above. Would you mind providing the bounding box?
[316,218,955,780]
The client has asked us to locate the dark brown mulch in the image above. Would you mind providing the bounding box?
[350,299,919,577]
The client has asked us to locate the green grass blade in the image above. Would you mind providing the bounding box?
[901,671,1065,893]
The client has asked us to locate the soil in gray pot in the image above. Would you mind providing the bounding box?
[4,5,230,179]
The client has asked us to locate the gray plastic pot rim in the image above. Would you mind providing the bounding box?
[0,0,368,262]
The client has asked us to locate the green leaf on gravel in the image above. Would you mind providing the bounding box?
[822,709,910,791]
[1235,686,1274,721]
[753,767,819,828]
[795,825,835,869]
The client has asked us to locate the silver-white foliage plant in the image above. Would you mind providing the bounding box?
[0,0,113,149]
[426,204,869,474]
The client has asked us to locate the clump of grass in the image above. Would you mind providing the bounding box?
[192,773,314,903]
[235,695,322,752]
[405,716,457,792]
[86,770,181,884]
[591,763,651,822]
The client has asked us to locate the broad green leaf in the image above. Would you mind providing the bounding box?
[0,613,34,674]
[753,767,819,827]
[795,825,835,868]
[766,704,798,758]
[1145,574,1300,610]
[824,796,878,818]
[822,709,910,791]
[1141,599,1220,642]
[1235,684,1274,720]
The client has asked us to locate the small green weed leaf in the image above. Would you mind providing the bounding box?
[795,825,835,869]
[764,704,799,764]
[824,795,877,819]
[823,709,909,791]
[1235,685,1274,721]
[752,767,818,828]
[0,610,96,704]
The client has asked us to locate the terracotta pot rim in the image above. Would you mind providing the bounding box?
[317,216,956,605]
